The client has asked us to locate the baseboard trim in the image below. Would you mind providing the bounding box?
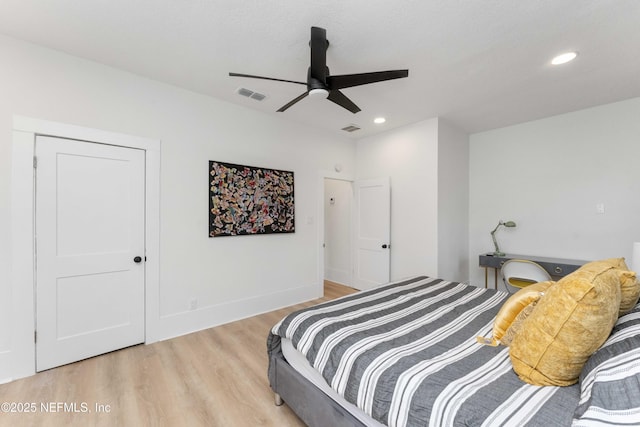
[156,284,319,342]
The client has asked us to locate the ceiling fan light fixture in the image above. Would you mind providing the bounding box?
[374,117,386,124]
[308,88,329,99]
[551,51,578,65]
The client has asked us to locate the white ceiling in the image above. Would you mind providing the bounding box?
[1,1,639,138]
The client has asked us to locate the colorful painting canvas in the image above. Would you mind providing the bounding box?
[209,161,295,237]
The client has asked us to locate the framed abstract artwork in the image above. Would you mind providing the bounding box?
[209,161,295,237]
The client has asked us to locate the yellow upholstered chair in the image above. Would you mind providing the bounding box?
[501,259,552,293]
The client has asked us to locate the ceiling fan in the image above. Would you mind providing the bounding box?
[229,26,409,114]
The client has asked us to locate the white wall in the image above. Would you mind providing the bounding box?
[356,118,469,281]
[468,97,640,289]
[357,119,439,279]
[437,120,470,282]
[0,35,356,381]
[323,178,352,285]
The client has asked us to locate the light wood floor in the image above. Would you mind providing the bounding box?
[0,281,356,427]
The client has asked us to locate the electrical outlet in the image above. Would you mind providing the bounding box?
[596,203,605,214]
[189,298,198,311]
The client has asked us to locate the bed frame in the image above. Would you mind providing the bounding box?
[268,344,367,427]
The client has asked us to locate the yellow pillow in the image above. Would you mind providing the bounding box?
[501,303,536,346]
[597,258,640,315]
[509,263,621,386]
[582,258,640,315]
[619,270,640,314]
[489,281,554,346]
[599,257,629,270]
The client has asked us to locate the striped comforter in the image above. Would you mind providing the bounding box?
[268,276,580,427]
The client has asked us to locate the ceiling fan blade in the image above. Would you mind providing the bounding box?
[229,72,306,86]
[309,27,328,83]
[277,92,309,112]
[327,70,408,89]
[327,89,361,114]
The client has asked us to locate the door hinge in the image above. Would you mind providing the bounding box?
[33,156,37,169]
[34,330,37,343]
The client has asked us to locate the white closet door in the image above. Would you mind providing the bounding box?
[35,135,145,371]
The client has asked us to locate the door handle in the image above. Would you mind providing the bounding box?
[382,244,389,249]
[133,256,142,263]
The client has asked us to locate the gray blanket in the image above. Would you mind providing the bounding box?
[268,276,580,427]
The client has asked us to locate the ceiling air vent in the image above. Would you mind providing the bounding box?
[236,87,267,101]
[341,124,361,133]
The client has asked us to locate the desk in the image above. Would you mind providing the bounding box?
[479,253,589,289]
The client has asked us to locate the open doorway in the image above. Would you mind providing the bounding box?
[323,178,353,290]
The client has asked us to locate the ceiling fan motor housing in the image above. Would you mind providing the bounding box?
[307,68,328,91]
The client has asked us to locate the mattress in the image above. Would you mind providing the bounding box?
[282,337,385,427]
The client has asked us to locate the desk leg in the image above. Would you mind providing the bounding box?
[494,269,498,290]
[484,268,488,289]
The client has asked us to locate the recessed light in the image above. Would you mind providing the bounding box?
[374,117,386,124]
[551,51,578,65]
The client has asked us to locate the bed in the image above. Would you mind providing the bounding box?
[267,276,640,427]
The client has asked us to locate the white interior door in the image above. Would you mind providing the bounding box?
[35,135,145,371]
[353,177,390,290]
